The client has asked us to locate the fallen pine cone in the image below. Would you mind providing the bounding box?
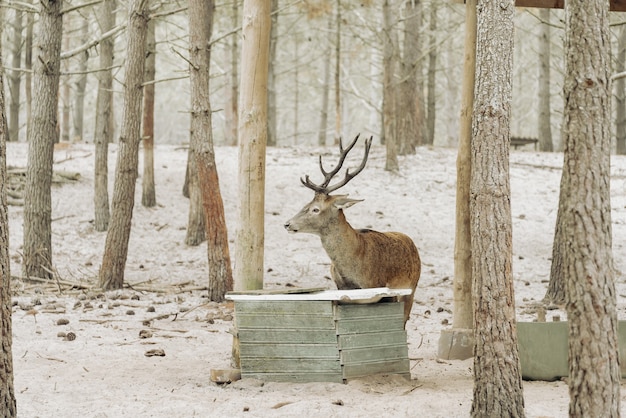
[64,332,76,341]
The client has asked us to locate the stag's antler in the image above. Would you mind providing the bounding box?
[301,134,373,195]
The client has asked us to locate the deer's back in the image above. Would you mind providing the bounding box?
[332,229,421,290]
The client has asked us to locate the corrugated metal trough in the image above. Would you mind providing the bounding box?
[226,287,412,383]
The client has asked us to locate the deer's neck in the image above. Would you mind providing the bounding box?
[319,211,359,262]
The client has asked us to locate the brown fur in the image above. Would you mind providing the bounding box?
[285,193,421,323]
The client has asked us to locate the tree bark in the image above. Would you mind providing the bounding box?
[226,0,239,146]
[234,0,271,291]
[72,19,88,142]
[142,17,157,208]
[189,0,233,300]
[560,1,620,415]
[99,0,149,290]
[24,3,34,142]
[317,13,333,147]
[470,1,524,416]
[93,0,116,232]
[425,1,437,146]
[538,8,553,152]
[334,0,341,144]
[397,0,423,155]
[23,0,63,280]
[382,0,398,172]
[266,0,278,147]
[8,8,23,142]
[0,33,18,418]
[616,25,626,156]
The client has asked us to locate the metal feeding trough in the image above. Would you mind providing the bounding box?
[226,287,412,383]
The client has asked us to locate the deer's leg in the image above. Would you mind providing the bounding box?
[401,292,415,325]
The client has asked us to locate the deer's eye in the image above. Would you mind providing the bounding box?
[311,207,320,214]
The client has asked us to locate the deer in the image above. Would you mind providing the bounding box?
[284,134,421,324]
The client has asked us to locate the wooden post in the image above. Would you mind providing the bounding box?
[234,0,271,291]
[438,0,476,360]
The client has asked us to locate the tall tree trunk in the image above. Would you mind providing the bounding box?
[538,8,553,152]
[560,1,620,415]
[226,0,239,146]
[72,19,88,142]
[61,26,70,143]
[234,0,271,291]
[334,0,341,144]
[470,1,524,416]
[317,13,333,147]
[25,3,34,142]
[8,8,23,142]
[0,30,18,417]
[93,0,116,232]
[382,0,398,172]
[185,17,207,246]
[23,0,63,280]
[425,1,436,146]
[189,0,233,300]
[617,25,626,156]
[142,17,156,208]
[266,0,278,146]
[98,0,149,290]
[397,0,423,155]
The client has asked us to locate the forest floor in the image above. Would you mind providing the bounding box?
[5,141,626,417]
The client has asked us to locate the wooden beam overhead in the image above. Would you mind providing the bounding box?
[454,0,626,12]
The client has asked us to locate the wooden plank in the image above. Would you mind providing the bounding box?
[238,328,338,344]
[228,287,412,302]
[340,345,409,364]
[241,371,344,383]
[338,330,407,350]
[236,313,335,329]
[342,359,410,380]
[234,300,333,315]
[239,343,340,359]
[336,316,405,335]
[335,302,404,320]
[227,287,327,296]
[241,357,342,373]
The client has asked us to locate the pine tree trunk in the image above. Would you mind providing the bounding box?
[234,0,271,291]
[616,25,626,156]
[397,0,423,155]
[24,5,34,142]
[426,1,437,146]
[0,38,18,418]
[93,0,116,232]
[72,20,88,142]
[470,1,524,416]
[142,18,157,208]
[538,8,553,152]
[561,1,620,415]
[334,0,341,143]
[99,0,149,290]
[23,0,63,280]
[8,8,23,142]
[317,14,333,147]
[382,0,398,172]
[226,0,239,146]
[189,0,232,300]
[266,0,278,147]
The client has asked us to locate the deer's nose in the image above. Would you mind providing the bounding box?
[284,221,291,230]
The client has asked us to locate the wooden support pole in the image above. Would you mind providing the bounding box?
[438,0,476,361]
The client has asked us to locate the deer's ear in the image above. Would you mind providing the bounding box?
[332,195,363,210]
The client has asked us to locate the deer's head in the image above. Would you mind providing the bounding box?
[284,134,372,236]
